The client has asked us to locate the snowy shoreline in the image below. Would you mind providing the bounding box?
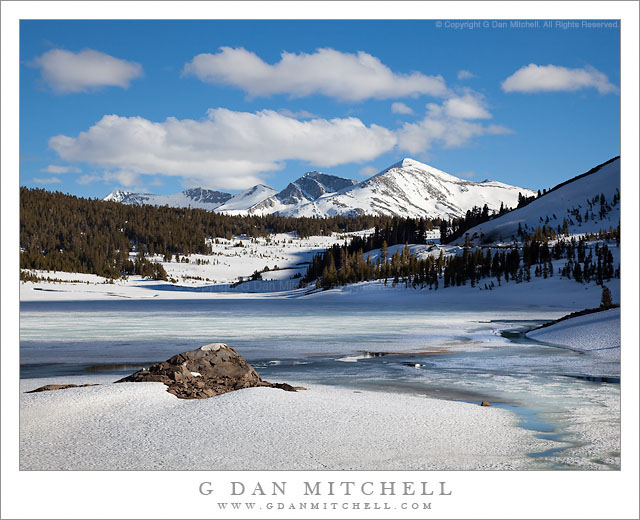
[527,307,620,351]
[20,273,619,315]
[19,375,558,471]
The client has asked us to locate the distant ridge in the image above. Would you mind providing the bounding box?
[104,158,536,220]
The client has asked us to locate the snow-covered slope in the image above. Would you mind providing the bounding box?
[463,157,620,244]
[268,159,535,219]
[104,187,233,210]
[216,184,277,214]
[527,307,620,354]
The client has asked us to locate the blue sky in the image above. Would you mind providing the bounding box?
[20,20,620,199]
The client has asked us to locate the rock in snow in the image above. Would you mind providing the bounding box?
[26,383,100,393]
[116,343,301,399]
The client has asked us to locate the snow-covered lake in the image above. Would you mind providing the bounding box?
[20,297,620,469]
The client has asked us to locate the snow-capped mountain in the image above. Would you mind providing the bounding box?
[216,184,278,214]
[103,158,535,219]
[180,188,233,206]
[463,157,620,244]
[249,172,357,215]
[104,187,232,210]
[260,158,536,219]
[104,190,156,205]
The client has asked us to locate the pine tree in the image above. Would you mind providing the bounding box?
[600,285,613,309]
[573,263,583,283]
[380,240,388,264]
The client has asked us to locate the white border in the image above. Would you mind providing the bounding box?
[2,2,638,519]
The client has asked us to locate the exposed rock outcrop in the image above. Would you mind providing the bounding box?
[116,343,303,399]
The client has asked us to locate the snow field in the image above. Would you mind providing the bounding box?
[527,307,620,361]
[19,375,557,471]
[157,231,366,284]
[20,234,620,308]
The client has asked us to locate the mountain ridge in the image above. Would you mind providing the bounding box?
[267,158,536,219]
[103,158,536,220]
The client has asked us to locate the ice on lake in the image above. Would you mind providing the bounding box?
[20,297,620,470]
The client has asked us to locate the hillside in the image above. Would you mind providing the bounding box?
[463,157,620,244]
[215,184,277,213]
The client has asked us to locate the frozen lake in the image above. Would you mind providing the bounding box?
[20,297,620,469]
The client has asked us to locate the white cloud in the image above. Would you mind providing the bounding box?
[276,108,317,119]
[457,70,475,80]
[396,100,511,154]
[33,176,61,184]
[32,49,143,94]
[75,171,139,187]
[40,164,81,174]
[183,47,448,101]
[359,165,379,177]
[50,109,397,190]
[442,91,491,119]
[457,170,476,179]
[51,89,513,186]
[502,64,618,94]
[77,174,102,185]
[391,102,413,115]
[103,170,141,187]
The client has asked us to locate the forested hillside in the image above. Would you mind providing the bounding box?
[19,188,441,279]
[302,226,619,291]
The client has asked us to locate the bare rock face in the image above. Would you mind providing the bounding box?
[116,343,302,399]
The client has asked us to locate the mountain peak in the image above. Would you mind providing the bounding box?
[384,157,432,170]
[105,189,131,199]
[376,157,463,184]
[374,157,437,177]
[104,189,150,203]
[180,187,232,204]
[396,158,425,169]
[301,171,324,178]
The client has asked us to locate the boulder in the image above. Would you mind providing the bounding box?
[116,343,301,399]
